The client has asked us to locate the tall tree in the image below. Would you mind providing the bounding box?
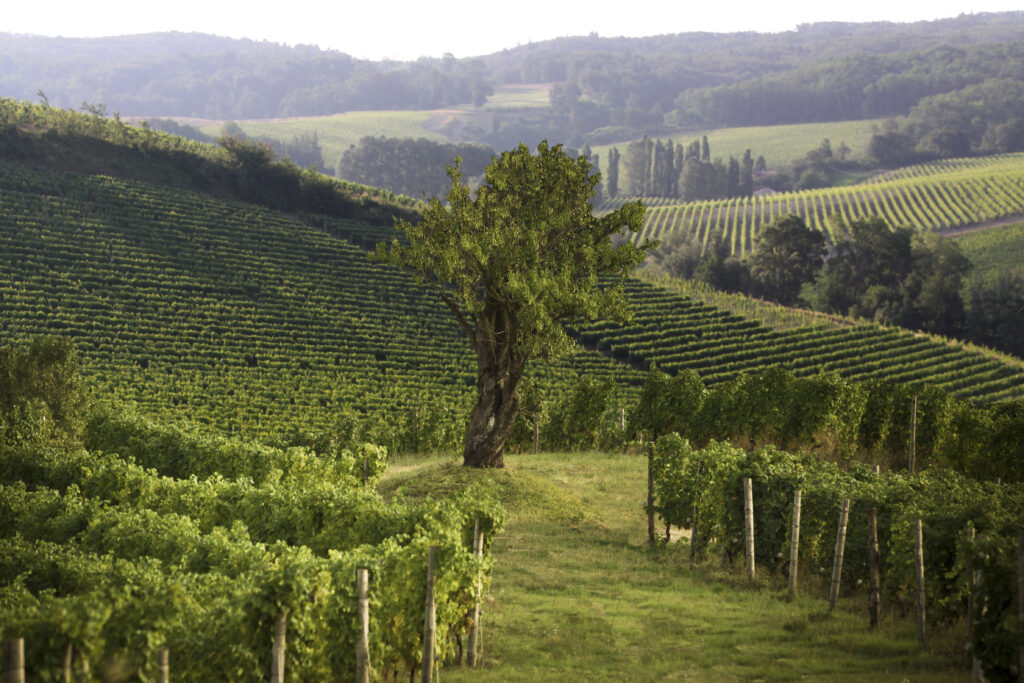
[606,147,620,198]
[378,142,651,467]
[747,214,826,305]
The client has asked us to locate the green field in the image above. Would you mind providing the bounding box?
[198,110,447,171]
[592,118,888,172]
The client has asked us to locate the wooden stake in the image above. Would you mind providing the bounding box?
[744,477,755,582]
[868,507,881,629]
[967,527,981,683]
[1018,531,1024,683]
[356,568,370,683]
[4,638,24,683]
[647,444,656,545]
[158,648,169,683]
[422,546,437,683]
[63,643,72,683]
[828,499,851,611]
[533,419,539,454]
[619,407,625,431]
[788,489,801,600]
[914,518,926,644]
[909,396,917,473]
[271,610,287,683]
[467,519,483,668]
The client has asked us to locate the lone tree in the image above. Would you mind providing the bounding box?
[378,141,650,467]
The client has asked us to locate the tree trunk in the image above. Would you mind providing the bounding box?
[463,358,522,468]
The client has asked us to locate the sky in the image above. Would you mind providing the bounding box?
[4,0,1023,61]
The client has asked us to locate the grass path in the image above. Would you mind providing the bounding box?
[382,452,968,681]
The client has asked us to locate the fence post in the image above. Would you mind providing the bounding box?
[270,610,287,683]
[467,519,484,668]
[356,568,370,683]
[647,443,656,545]
[422,545,438,683]
[158,648,169,683]
[619,407,625,431]
[744,477,755,582]
[788,489,801,600]
[1018,531,1023,683]
[967,526,981,683]
[828,498,851,611]
[868,507,881,628]
[4,638,24,683]
[909,396,917,473]
[914,519,926,644]
[63,643,72,683]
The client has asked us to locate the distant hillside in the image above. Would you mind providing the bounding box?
[5,12,1024,148]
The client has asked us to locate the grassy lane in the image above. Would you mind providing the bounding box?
[383,452,968,681]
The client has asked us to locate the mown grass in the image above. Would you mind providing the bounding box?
[380,451,968,681]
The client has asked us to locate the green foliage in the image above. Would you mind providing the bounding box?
[0,336,86,450]
[648,435,1024,676]
[631,366,706,440]
[543,375,616,450]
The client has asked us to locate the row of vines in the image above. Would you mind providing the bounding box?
[575,279,1024,403]
[0,409,505,679]
[648,436,1024,681]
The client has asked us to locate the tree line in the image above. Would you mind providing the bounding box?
[337,137,496,199]
[602,136,761,201]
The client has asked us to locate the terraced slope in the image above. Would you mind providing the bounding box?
[575,279,1024,403]
[0,159,641,437]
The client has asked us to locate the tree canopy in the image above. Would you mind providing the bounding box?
[377,141,651,466]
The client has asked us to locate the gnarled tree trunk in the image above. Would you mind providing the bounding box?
[463,308,524,468]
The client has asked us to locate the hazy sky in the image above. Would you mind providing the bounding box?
[5,0,1023,61]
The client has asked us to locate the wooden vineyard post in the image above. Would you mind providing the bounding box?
[914,519,926,644]
[467,518,484,668]
[533,419,539,454]
[967,526,981,683]
[4,638,24,683]
[158,648,169,683]
[909,396,918,473]
[619,407,625,431]
[788,489,801,600]
[63,643,72,683]
[868,507,881,628]
[1018,531,1024,683]
[422,545,438,683]
[828,498,851,611]
[688,463,703,562]
[647,443,656,545]
[744,477,755,582]
[271,610,287,683]
[356,568,370,683]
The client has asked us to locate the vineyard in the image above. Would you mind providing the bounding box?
[596,153,1024,255]
[648,436,1024,680]
[0,158,641,447]
[575,279,1024,403]
[0,409,504,679]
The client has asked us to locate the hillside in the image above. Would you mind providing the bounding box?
[0,157,641,444]
[600,153,1024,256]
